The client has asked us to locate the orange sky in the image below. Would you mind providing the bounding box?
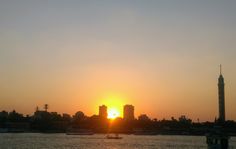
[1,1,236,121]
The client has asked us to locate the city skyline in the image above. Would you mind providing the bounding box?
[1,1,236,121]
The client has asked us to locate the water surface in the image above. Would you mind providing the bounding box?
[0,133,235,149]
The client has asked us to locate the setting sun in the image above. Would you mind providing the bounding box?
[98,94,125,119]
[107,108,120,119]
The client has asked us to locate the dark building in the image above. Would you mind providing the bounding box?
[218,65,225,122]
[123,104,134,121]
[99,105,107,119]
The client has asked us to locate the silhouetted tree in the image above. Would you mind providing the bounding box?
[44,104,48,112]
[8,110,24,122]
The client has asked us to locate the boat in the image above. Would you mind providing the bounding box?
[66,129,94,135]
[106,134,122,139]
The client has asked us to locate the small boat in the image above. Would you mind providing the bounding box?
[106,134,122,139]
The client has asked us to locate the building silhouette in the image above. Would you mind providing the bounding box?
[99,105,107,119]
[206,65,229,149]
[123,104,134,121]
[218,65,225,122]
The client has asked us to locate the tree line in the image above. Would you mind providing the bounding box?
[0,108,236,135]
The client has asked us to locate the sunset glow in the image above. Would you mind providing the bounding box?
[0,1,236,122]
[99,94,125,118]
[107,108,120,119]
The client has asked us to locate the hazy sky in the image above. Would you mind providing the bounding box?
[0,0,236,121]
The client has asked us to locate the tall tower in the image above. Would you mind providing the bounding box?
[206,65,229,149]
[99,105,107,119]
[218,65,225,122]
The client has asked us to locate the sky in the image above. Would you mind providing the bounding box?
[0,0,236,121]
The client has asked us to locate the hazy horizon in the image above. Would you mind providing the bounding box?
[1,1,236,121]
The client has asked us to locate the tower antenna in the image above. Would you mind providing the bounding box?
[220,64,222,75]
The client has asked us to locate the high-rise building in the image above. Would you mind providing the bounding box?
[123,104,134,121]
[99,105,107,119]
[218,65,225,122]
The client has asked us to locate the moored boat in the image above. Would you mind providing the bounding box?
[106,133,122,139]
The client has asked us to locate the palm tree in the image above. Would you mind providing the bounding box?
[44,104,48,112]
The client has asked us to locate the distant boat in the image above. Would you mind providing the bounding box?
[66,129,94,135]
[106,133,122,139]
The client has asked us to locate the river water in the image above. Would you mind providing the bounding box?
[0,133,235,149]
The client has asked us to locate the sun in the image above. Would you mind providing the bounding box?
[107,108,120,119]
[100,94,124,119]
